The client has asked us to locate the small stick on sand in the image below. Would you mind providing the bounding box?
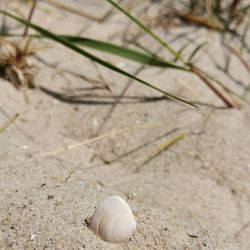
[23,0,38,38]
[39,124,170,157]
[135,133,187,172]
[42,0,113,22]
[0,113,19,136]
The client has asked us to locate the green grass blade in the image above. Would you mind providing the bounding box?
[240,14,250,52]
[59,35,188,70]
[4,33,189,70]
[188,42,206,62]
[174,43,190,62]
[106,0,185,63]
[0,10,196,107]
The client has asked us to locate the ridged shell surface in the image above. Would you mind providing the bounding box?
[89,195,136,243]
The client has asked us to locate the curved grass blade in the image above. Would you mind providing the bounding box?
[174,43,190,62]
[0,10,196,107]
[104,0,240,108]
[240,14,250,52]
[106,0,186,63]
[58,36,188,70]
[3,33,189,70]
[0,113,19,135]
[188,42,206,62]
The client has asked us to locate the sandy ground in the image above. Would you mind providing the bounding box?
[0,0,250,249]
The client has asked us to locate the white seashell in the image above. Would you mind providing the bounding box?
[89,195,136,243]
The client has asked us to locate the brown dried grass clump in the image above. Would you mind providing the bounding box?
[0,37,36,89]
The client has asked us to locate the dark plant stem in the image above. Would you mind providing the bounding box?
[23,0,38,38]
[189,64,241,108]
[229,0,241,13]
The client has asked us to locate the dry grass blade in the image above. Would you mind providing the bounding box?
[189,64,241,108]
[23,0,38,38]
[173,12,222,30]
[42,0,113,22]
[227,45,250,73]
[40,124,170,157]
[0,37,39,90]
[0,113,19,135]
[135,133,187,172]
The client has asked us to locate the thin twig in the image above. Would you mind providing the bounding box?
[172,11,222,30]
[39,124,169,157]
[227,45,250,73]
[135,133,187,172]
[42,0,113,22]
[23,0,38,38]
[189,64,240,108]
[0,113,19,135]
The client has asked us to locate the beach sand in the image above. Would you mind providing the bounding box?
[0,0,250,249]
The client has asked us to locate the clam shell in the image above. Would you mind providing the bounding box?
[89,195,136,243]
